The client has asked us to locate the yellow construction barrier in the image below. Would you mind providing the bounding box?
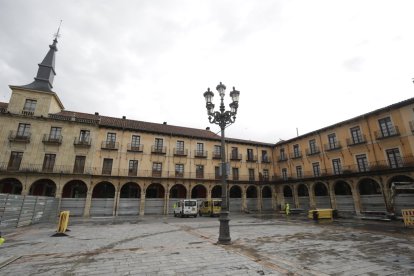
[53,211,70,236]
[308,209,334,220]
[401,209,414,227]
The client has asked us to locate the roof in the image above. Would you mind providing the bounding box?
[0,102,8,109]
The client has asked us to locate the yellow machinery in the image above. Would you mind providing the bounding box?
[308,209,335,220]
[52,211,70,236]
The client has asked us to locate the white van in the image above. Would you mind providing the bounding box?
[173,199,198,218]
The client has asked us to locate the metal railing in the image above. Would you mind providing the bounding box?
[324,141,342,151]
[151,145,166,154]
[262,156,272,163]
[101,141,119,150]
[173,148,188,156]
[21,110,34,116]
[246,155,257,162]
[277,156,287,162]
[212,152,221,159]
[306,147,321,156]
[8,131,31,143]
[375,126,400,140]
[42,134,63,144]
[230,153,242,161]
[127,143,143,152]
[74,137,91,147]
[346,135,367,146]
[194,150,208,158]
[290,152,302,159]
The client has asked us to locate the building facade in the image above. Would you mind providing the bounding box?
[0,36,413,217]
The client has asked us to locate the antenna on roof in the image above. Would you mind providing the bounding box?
[54,20,62,40]
[296,127,299,137]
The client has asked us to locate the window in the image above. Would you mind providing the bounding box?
[379,117,396,137]
[79,130,90,142]
[332,158,342,175]
[279,148,285,161]
[106,133,116,148]
[8,151,23,170]
[131,135,141,147]
[102,158,113,175]
[23,99,36,113]
[263,169,269,181]
[73,156,86,174]
[231,147,239,159]
[386,148,403,168]
[152,162,162,177]
[281,168,288,180]
[42,154,56,172]
[247,149,254,161]
[248,169,255,181]
[312,162,320,177]
[154,138,163,152]
[128,160,138,176]
[175,164,184,177]
[176,140,184,154]
[232,167,239,180]
[296,166,303,178]
[293,144,300,158]
[262,150,269,162]
[214,145,221,158]
[350,127,363,144]
[17,123,30,138]
[328,134,338,149]
[356,154,368,172]
[309,139,318,154]
[196,165,204,178]
[196,143,205,157]
[215,166,220,179]
[49,127,62,140]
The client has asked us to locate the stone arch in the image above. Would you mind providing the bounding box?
[358,178,386,212]
[387,175,414,215]
[261,186,273,211]
[314,182,328,196]
[0,178,23,195]
[146,183,165,198]
[211,185,221,198]
[191,184,207,198]
[297,184,310,210]
[358,178,381,195]
[229,185,242,212]
[169,184,187,198]
[334,180,355,214]
[335,181,352,195]
[283,185,293,197]
[229,185,242,198]
[29,179,56,197]
[297,184,309,196]
[314,182,331,208]
[262,186,272,198]
[387,175,414,188]
[62,180,88,198]
[92,181,115,198]
[246,186,258,198]
[120,182,141,198]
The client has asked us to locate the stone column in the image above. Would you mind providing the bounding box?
[328,181,337,210]
[379,177,392,212]
[207,185,212,201]
[241,187,247,212]
[276,185,284,211]
[351,183,362,215]
[308,183,316,210]
[292,184,299,209]
[139,190,146,216]
[83,190,93,217]
[164,190,170,215]
[113,185,121,216]
[257,186,262,212]
[271,186,276,211]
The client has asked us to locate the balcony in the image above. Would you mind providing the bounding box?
[230,153,242,161]
[212,152,221,159]
[175,172,184,178]
[128,169,138,177]
[173,148,188,156]
[151,145,166,154]
[262,156,272,163]
[246,155,257,162]
[290,152,302,159]
[42,134,63,145]
[306,147,321,156]
[21,110,34,116]
[74,137,91,147]
[277,156,287,162]
[127,143,143,152]
[324,141,342,151]
[101,141,119,150]
[196,172,204,179]
[375,126,400,140]
[8,131,31,143]
[346,135,367,146]
[194,150,208,158]
[152,170,162,177]
[232,175,239,181]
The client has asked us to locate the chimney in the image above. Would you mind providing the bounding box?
[163,122,167,125]
[122,116,126,119]
[94,112,99,115]
[206,127,210,131]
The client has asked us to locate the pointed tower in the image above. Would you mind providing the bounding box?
[8,27,64,116]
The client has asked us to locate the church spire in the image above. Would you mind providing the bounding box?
[19,22,61,92]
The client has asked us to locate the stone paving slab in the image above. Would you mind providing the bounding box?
[0,214,413,275]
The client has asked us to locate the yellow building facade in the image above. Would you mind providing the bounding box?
[0,36,413,217]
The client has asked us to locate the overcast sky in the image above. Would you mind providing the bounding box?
[1,0,414,143]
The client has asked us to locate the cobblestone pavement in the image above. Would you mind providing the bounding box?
[0,214,413,275]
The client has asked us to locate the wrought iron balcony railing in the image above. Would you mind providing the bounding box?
[8,131,31,143]
[277,156,287,162]
[212,152,221,159]
[101,141,119,150]
[127,143,143,152]
[21,110,34,116]
[290,152,302,159]
[74,137,91,147]
[375,126,400,140]
[42,134,63,144]
[262,156,272,163]
[151,145,166,154]
[324,141,342,151]
[246,155,257,162]
[173,148,188,156]
[346,135,367,146]
[305,147,321,156]
[230,153,242,161]
[194,150,208,158]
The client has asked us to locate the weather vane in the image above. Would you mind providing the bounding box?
[54,20,62,40]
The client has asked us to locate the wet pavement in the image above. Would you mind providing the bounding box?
[0,214,413,275]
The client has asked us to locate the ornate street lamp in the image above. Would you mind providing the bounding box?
[203,82,240,244]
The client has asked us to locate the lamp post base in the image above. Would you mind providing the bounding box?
[217,211,231,245]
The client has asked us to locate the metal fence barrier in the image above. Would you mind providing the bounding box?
[0,193,59,231]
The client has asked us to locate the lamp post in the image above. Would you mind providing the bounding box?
[203,82,240,244]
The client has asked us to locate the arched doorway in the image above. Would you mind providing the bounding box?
[90,182,115,216]
[145,183,165,214]
[211,185,221,199]
[29,179,56,197]
[119,182,141,216]
[169,184,186,214]
[0,178,22,194]
[283,185,294,207]
[246,186,258,212]
[314,182,331,208]
[262,186,273,211]
[358,178,385,212]
[334,180,354,214]
[388,175,414,215]
[191,185,207,199]
[297,184,310,210]
[229,185,242,212]
[61,180,88,216]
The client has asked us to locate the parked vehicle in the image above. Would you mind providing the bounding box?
[173,199,198,218]
[199,200,222,216]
